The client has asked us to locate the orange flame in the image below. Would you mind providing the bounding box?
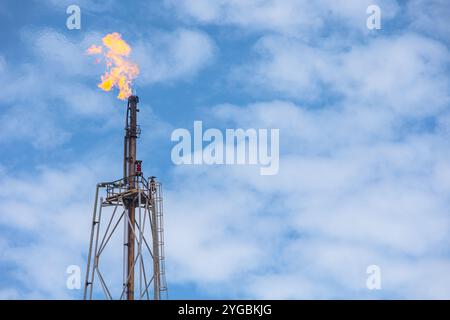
[87,33,139,100]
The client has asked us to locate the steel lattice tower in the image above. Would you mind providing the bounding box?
[83,96,168,300]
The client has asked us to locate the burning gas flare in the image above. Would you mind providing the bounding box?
[87,33,139,100]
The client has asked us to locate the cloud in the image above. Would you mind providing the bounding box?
[406,0,450,43]
[24,29,102,77]
[165,166,272,285]
[0,104,71,149]
[166,0,323,33]
[134,29,216,85]
[40,0,117,13]
[0,149,154,299]
[159,11,450,293]
[163,96,450,298]
[0,29,119,149]
[0,162,108,298]
[235,33,450,117]
[165,0,400,35]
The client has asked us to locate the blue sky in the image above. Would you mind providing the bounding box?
[1,0,450,299]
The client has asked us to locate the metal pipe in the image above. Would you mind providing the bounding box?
[126,95,139,300]
[123,105,129,180]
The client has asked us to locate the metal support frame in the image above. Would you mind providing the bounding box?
[83,176,168,300]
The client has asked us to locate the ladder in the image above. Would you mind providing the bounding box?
[153,181,168,298]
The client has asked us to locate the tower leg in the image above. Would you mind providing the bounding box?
[127,205,135,300]
[84,184,100,300]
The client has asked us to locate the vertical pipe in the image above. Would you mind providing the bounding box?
[126,95,138,300]
[124,105,129,180]
[122,102,130,296]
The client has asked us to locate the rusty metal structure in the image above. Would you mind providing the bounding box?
[83,96,167,300]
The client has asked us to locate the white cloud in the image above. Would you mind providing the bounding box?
[0,158,125,299]
[134,29,216,85]
[161,95,450,298]
[237,33,450,117]
[40,0,117,13]
[165,166,272,285]
[0,289,20,299]
[166,0,400,35]
[152,19,450,297]
[0,30,119,148]
[166,0,322,33]
[0,103,71,149]
[24,29,103,77]
[407,0,450,43]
